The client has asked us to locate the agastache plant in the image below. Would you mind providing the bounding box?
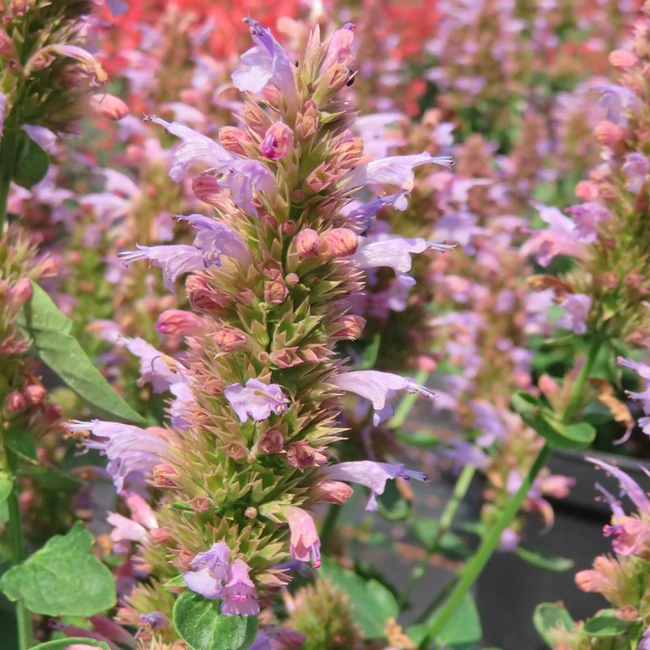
[67,18,452,642]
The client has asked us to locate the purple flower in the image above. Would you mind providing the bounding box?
[385,274,417,312]
[224,378,288,422]
[565,203,610,242]
[442,440,489,473]
[471,400,506,446]
[588,457,650,517]
[333,370,434,425]
[120,337,182,393]
[178,213,250,263]
[352,236,454,277]
[557,294,591,334]
[622,153,649,194]
[322,460,427,511]
[68,420,168,493]
[342,152,453,210]
[169,382,195,430]
[596,84,641,125]
[232,18,296,101]
[183,542,231,600]
[284,506,321,568]
[106,0,128,15]
[139,612,168,630]
[118,244,204,293]
[520,203,586,267]
[221,559,260,616]
[147,117,276,216]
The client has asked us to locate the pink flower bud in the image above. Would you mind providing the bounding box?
[219,126,250,156]
[314,480,354,505]
[295,101,318,140]
[9,278,32,307]
[152,464,180,488]
[294,229,320,257]
[609,50,640,70]
[281,221,297,236]
[575,180,599,202]
[90,94,129,121]
[5,391,26,413]
[594,121,629,148]
[192,173,222,206]
[22,384,45,406]
[322,23,356,72]
[332,314,366,339]
[264,278,288,305]
[538,374,560,400]
[257,428,285,454]
[213,325,248,351]
[189,496,211,512]
[156,310,207,336]
[319,228,358,257]
[260,122,294,160]
[186,276,231,313]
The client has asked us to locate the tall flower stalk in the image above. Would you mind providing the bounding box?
[68,18,452,642]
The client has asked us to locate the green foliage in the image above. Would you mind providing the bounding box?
[12,130,49,189]
[0,474,13,508]
[412,517,472,560]
[438,593,483,650]
[0,522,116,616]
[512,391,596,449]
[30,640,110,650]
[3,427,37,463]
[319,558,399,639]
[18,281,147,425]
[17,466,83,490]
[515,543,574,572]
[172,591,259,650]
[583,610,631,638]
[533,602,574,646]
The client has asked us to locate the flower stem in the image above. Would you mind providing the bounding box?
[0,132,17,236]
[420,340,601,646]
[389,369,430,430]
[401,464,476,606]
[4,445,33,650]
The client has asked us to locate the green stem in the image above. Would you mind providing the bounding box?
[421,443,552,646]
[414,574,459,625]
[390,369,430,430]
[401,465,476,606]
[0,132,17,235]
[319,503,342,555]
[420,340,601,647]
[5,446,33,650]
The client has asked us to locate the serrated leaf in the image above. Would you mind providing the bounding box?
[437,593,482,650]
[13,130,50,189]
[18,282,146,425]
[0,474,12,507]
[3,427,37,462]
[516,543,574,572]
[533,602,574,646]
[0,521,116,616]
[18,467,83,490]
[583,610,630,638]
[320,558,398,639]
[511,391,596,450]
[172,590,259,650]
[30,639,111,650]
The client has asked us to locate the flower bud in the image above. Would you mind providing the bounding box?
[152,464,180,488]
[90,94,129,121]
[265,278,288,305]
[295,101,318,140]
[150,528,173,544]
[23,384,45,406]
[219,126,251,156]
[260,122,294,160]
[245,507,257,519]
[9,277,33,307]
[575,180,599,202]
[294,229,320,257]
[322,24,356,71]
[594,121,629,148]
[186,276,231,313]
[609,50,640,70]
[189,496,211,512]
[192,173,222,206]
[286,441,326,468]
[282,220,297,236]
[214,326,248,352]
[156,310,207,336]
[314,480,353,505]
[319,228,358,257]
[257,428,285,454]
[332,314,366,339]
[5,391,26,413]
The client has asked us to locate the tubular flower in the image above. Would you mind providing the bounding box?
[102,19,443,635]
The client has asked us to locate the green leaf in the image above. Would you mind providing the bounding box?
[12,130,50,189]
[533,602,574,646]
[511,391,596,450]
[412,518,471,559]
[397,429,440,448]
[172,590,259,650]
[356,334,382,370]
[0,521,116,616]
[3,427,37,462]
[406,622,428,645]
[437,594,482,650]
[18,282,147,425]
[583,610,630,638]
[0,474,12,507]
[18,466,83,490]
[320,558,398,639]
[30,639,110,650]
[515,543,574,572]
[164,574,187,588]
